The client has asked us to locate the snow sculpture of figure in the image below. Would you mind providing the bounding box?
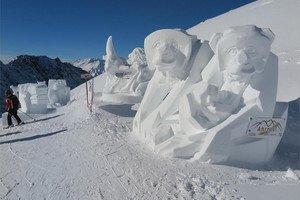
[180,25,276,132]
[18,82,48,113]
[133,29,213,148]
[157,25,287,164]
[100,36,153,104]
[48,79,70,106]
[18,84,32,113]
[125,48,153,96]
[102,36,128,94]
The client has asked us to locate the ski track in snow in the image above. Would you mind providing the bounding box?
[1,101,299,199]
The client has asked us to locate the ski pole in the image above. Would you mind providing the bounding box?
[18,110,36,121]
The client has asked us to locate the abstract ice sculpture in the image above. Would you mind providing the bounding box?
[100,36,153,104]
[134,26,288,165]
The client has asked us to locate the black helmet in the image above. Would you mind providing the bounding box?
[5,89,12,96]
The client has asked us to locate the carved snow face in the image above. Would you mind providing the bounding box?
[144,29,193,75]
[210,26,274,76]
[151,39,186,72]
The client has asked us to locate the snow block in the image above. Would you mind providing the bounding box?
[48,79,70,106]
[18,82,48,114]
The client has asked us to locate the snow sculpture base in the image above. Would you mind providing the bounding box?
[100,93,142,105]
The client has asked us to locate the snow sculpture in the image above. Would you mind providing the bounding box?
[48,79,70,106]
[180,25,276,132]
[100,36,153,104]
[134,26,288,165]
[133,29,214,148]
[18,82,48,113]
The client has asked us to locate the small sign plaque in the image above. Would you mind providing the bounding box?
[246,117,285,137]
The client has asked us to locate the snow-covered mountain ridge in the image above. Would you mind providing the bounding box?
[72,58,105,77]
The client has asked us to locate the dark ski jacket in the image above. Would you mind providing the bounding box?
[5,95,21,111]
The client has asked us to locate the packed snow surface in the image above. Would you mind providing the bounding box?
[0,74,299,199]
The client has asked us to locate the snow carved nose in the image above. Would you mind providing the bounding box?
[236,51,248,65]
[158,43,168,52]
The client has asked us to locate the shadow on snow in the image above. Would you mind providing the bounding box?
[0,128,67,145]
[100,104,136,117]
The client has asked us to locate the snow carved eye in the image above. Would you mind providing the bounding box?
[226,47,237,56]
[170,40,180,53]
[153,41,161,49]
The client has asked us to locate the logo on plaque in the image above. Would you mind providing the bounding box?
[247,118,285,137]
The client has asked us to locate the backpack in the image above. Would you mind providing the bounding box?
[11,95,21,109]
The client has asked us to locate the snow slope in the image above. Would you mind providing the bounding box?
[0,74,299,199]
[188,0,300,102]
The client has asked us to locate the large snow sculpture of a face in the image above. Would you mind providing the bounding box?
[210,25,274,76]
[145,29,193,78]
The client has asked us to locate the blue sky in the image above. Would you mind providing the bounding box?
[1,0,254,63]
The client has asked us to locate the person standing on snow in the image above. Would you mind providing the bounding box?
[5,89,23,128]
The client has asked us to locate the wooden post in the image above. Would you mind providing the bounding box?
[81,74,93,113]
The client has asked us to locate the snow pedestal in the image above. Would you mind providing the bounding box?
[18,82,48,114]
[134,26,288,165]
[48,79,70,106]
[100,36,153,105]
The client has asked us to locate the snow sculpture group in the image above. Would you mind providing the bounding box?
[9,79,70,114]
[100,36,153,105]
[130,25,288,165]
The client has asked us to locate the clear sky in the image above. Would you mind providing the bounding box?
[1,0,254,63]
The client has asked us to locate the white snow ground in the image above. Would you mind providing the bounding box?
[0,74,299,200]
[1,0,300,199]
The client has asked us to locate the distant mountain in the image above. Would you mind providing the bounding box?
[0,55,89,114]
[72,58,105,77]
